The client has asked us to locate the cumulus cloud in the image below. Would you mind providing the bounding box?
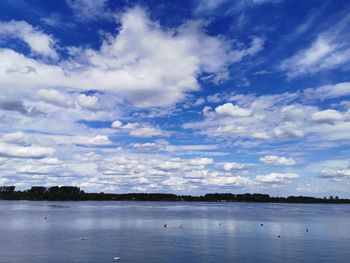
[255,172,299,183]
[320,169,350,180]
[314,160,350,180]
[0,132,26,143]
[72,153,218,190]
[13,133,113,147]
[259,155,296,166]
[203,176,253,186]
[0,7,263,108]
[77,94,99,110]
[130,141,221,156]
[0,142,55,159]
[0,20,57,58]
[215,103,252,117]
[37,89,72,107]
[223,162,250,171]
[85,135,111,146]
[1,4,348,194]
[111,120,123,128]
[184,83,350,146]
[304,82,350,100]
[113,122,168,138]
[132,142,157,150]
[312,109,343,124]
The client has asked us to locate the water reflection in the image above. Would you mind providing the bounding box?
[0,201,349,263]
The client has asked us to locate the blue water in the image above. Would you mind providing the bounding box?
[0,201,349,263]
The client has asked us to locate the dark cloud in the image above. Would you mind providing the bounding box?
[0,100,27,113]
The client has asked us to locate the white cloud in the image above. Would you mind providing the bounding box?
[259,155,296,166]
[132,142,157,150]
[251,132,270,140]
[184,84,350,147]
[66,0,112,22]
[255,172,299,183]
[312,109,343,124]
[85,135,111,146]
[280,14,350,77]
[0,132,26,143]
[195,0,228,13]
[306,121,350,142]
[320,169,350,180]
[312,159,350,180]
[130,141,221,156]
[188,157,213,166]
[0,142,55,159]
[0,7,262,108]
[111,120,123,128]
[273,125,304,139]
[37,89,72,107]
[20,133,113,147]
[203,176,253,186]
[120,122,168,138]
[77,94,99,110]
[215,103,252,117]
[304,82,350,100]
[165,144,218,152]
[0,20,57,58]
[230,37,265,63]
[223,162,249,171]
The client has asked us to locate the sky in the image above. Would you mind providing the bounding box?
[0,0,350,197]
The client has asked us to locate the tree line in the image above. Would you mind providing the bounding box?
[0,186,349,203]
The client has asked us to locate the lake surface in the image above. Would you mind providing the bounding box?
[0,201,349,263]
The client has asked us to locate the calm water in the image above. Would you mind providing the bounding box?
[0,201,349,263]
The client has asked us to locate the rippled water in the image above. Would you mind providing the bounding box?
[0,201,349,263]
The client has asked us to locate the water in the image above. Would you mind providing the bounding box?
[0,201,349,263]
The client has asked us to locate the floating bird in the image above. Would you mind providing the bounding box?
[260,224,264,226]
[113,256,120,261]
[277,235,281,238]
[44,217,47,220]
[164,224,167,228]
[306,229,309,232]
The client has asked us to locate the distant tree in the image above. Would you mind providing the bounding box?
[59,186,81,195]
[48,186,59,194]
[0,186,15,193]
[29,186,47,195]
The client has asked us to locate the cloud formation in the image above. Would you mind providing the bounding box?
[280,14,350,77]
[259,155,296,166]
[0,20,57,58]
[1,1,349,196]
[0,142,55,159]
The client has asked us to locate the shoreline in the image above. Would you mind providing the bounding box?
[1,199,350,204]
[1,186,349,204]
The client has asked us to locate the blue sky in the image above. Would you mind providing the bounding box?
[0,0,350,197]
